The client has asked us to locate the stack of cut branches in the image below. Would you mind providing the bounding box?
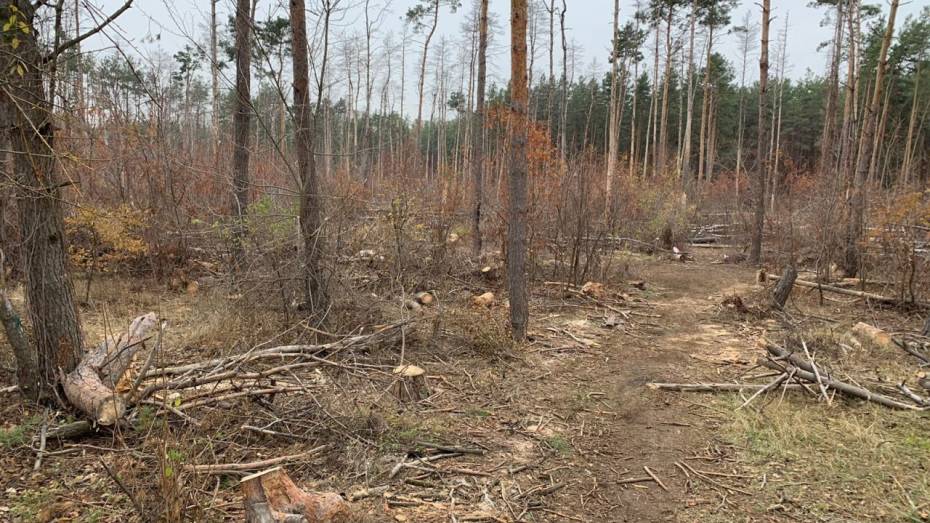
[53,315,409,437]
[759,340,928,410]
[649,337,930,411]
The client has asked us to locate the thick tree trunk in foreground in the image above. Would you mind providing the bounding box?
[749,0,770,265]
[472,0,489,257]
[508,0,529,341]
[232,0,253,265]
[843,0,898,277]
[0,0,83,401]
[290,0,328,311]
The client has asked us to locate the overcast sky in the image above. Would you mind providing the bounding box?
[82,0,927,114]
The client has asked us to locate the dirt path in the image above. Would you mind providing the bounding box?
[498,254,759,521]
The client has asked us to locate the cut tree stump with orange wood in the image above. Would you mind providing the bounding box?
[61,312,157,425]
[241,467,349,523]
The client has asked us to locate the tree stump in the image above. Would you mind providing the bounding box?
[772,265,798,310]
[241,467,349,523]
[390,365,429,403]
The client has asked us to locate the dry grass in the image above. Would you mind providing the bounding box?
[713,395,930,522]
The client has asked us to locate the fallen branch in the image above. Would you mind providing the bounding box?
[764,343,925,410]
[648,382,804,392]
[762,274,928,308]
[188,445,329,474]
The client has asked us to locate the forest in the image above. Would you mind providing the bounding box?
[1,0,929,521]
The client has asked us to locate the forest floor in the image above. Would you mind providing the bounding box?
[1,249,929,522]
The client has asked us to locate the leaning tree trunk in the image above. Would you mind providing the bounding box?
[508,0,529,341]
[843,0,898,277]
[290,0,328,312]
[748,0,770,265]
[0,0,83,401]
[772,265,797,310]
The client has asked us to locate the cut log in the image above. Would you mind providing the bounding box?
[390,364,429,403]
[772,265,798,309]
[61,312,157,425]
[472,292,495,307]
[415,291,435,306]
[241,467,349,523]
[849,322,894,351]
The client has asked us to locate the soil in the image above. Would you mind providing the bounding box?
[1,249,925,522]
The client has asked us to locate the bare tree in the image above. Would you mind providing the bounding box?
[844,0,899,277]
[472,0,489,257]
[210,0,220,167]
[290,0,328,311]
[818,0,845,176]
[748,0,770,265]
[605,0,621,217]
[231,0,253,265]
[509,0,529,340]
[732,13,756,207]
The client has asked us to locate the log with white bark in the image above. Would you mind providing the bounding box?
[61,312,157,425]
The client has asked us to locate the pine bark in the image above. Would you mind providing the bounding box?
[232,0,253,265]
[0,0,83,401]
[290,0,328,311]
[508,0,529,341]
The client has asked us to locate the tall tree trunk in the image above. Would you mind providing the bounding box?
[210,0,220,168]
[681,0,696,190]
[415,0,440,144]
[838,0,859,181]
[697,25,713,183]
[658,7,673,175]
[900,62,921,185]
[605,0,620,218]
[844,0,898,276]
[508,0,529,341]
[290,0,327,311]
[472,0,489,257]
[650,20,660,175]
[867,82,892,185]
[748,0,770,265]
[232,0,253,266]
[73,0,85,127]
[0,0,83,401]
[558,0,568,169]
[818,0,844,176]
